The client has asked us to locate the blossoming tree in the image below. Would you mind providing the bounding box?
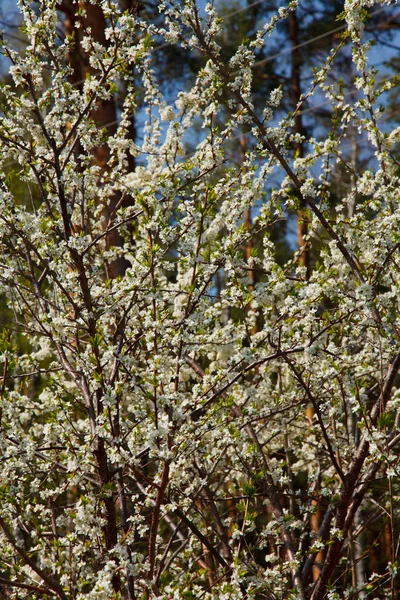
[0,0,399,598]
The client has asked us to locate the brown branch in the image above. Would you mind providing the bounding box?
[310,351,400,600]
[148,461,170,584]
[0,575,55,595]
[172,506,231,572]
[0,518,67,600]
[189,346,304,420]
[283,356,345,482]
[301,508,334,582]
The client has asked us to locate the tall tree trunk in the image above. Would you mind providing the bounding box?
[239,131,258,338]
[61,0,132,276]
[289,10,310,280]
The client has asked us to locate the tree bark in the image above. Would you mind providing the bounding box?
[289,9,310,279]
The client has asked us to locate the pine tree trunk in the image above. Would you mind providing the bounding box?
[289,10,310,280]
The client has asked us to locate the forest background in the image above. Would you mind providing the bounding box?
[0,1,400,599]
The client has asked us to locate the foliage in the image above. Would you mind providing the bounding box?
[0,1,400,599]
